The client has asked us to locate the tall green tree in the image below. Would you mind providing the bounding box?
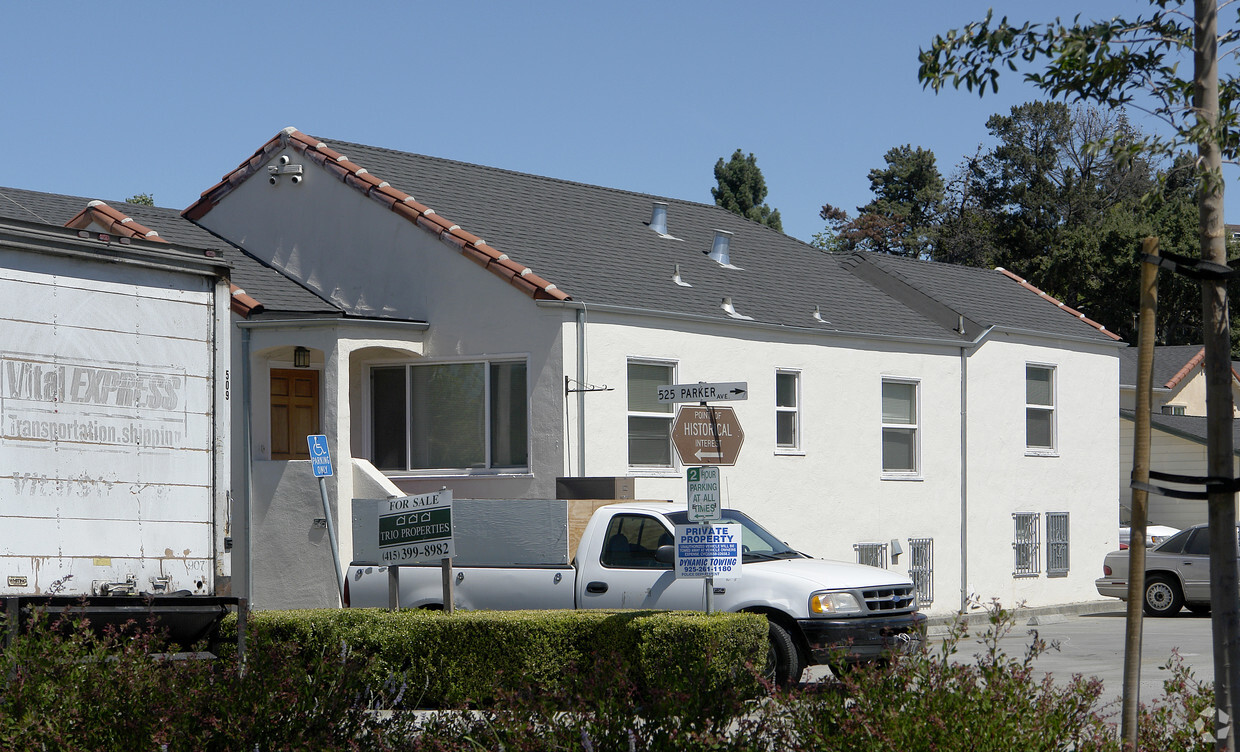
[712,149,783,232]
[919,4,1239,747]
[815,145,945,257]
[125,193,154,206]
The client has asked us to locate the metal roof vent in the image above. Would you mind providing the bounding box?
[813,305,831,324]
[706,230,741,269]
[650,202,668,235]
[673,264,692,287]
[721,296,753,320]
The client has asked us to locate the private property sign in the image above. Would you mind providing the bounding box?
[674,523,740,580]
[671,405,745,466]
[351,489,454,566]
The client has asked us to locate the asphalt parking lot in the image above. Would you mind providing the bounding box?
[806,603,1216,702]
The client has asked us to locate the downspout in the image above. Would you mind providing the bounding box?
[959,345,969,614]
[242,326,255,605]
[576,306,587,476]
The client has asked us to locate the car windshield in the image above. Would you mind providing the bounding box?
[665,509,804,561]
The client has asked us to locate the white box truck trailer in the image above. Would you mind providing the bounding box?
[0,218,241,648]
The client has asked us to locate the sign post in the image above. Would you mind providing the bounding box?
[307,434,344,605]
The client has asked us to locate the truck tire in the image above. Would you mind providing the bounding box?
[766,621,803,687]
[1143,575,1184,617]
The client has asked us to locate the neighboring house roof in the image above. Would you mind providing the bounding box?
[1118,344,1240,389]
[1121,410,1240,456]
[0,186,346,319]
[185,127,1121,346]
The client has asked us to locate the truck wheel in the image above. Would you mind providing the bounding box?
[1143,575,1184,616]
[765,621,803,687]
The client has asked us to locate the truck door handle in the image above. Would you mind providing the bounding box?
[586,581,608,594]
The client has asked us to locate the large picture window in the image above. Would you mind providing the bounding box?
[370,360,527,472]
[628,361,674,467]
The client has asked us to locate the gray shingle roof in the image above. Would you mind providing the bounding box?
[276,135,1121,345]
[1117,345,1208,389]
[1121,410,1240,455]
[0,186,342,317]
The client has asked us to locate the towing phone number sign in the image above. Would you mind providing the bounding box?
[674,523,740,580]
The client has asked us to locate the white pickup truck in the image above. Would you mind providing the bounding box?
[345,501,926,683]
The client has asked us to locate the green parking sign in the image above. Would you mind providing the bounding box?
[687,466,721,522]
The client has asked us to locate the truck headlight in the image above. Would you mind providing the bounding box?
[810,591,863,615]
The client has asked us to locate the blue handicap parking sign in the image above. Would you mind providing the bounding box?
[308,434,333,477]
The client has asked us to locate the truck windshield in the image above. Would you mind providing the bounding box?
[665,510,803,561]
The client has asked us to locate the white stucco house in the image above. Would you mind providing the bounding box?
[178,127,1122,616]
[1118,345,1240,531]
[1,124,1125,616]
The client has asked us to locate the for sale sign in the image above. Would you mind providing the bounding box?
[674,523,740,580]
[351,489,454,566]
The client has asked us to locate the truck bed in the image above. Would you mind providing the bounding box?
[348,564,576,611]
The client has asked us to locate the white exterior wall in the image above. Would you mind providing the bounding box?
[962,333,1118,609]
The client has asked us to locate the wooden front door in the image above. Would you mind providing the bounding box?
[271,368,320,460]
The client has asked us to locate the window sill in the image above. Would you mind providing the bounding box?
[880,473,923,482]
[627,468,681,478]
[1024,449,1059,458]
[384,470,535,480]
[774,448,805,457]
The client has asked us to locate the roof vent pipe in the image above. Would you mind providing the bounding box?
[650,202,668,235]
[707,229,733,266]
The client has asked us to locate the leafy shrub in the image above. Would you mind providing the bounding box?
[0,607,394,751]
[223,608,766,709]
[0,600,1221,750]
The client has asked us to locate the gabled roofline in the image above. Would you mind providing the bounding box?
[64,199,264,318]
[1165,348,1206,389]
[995,268,1122,341]
[184,127,571,303]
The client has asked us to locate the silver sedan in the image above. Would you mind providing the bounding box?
[1095,524,1234,617]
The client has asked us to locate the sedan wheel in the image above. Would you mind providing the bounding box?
[1143,575,1184,617]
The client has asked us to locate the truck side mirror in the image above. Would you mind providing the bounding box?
[656,545,675,565]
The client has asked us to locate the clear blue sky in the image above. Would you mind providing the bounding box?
[2,1,1224,244]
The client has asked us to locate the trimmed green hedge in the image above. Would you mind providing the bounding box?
[220,608,766,708]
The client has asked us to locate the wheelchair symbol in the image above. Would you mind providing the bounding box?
[309,435,329,457]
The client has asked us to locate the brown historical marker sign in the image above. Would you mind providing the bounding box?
[671,405,745,466]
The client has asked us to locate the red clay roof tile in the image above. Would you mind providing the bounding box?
[996,268,1121,341]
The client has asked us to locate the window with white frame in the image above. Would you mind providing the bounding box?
[1013,512,1041,577]
[1047,512,1070,576]
[775,370,800,450]
[628,361,674,467]
[369,360,528,472]
[1026,365,1056,451]
[881,379,919,474]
